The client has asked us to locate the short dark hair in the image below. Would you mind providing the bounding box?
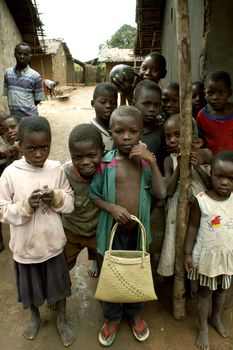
[212,150,233,168]
[3,114,21,124]
[164,113,180,127]
[110,105,143,129]
[192,81,205,90]
[0,112,11,124]
[93,82,118,100]
[164,82,179,94]
[145,52,166,70]
[18,116,51,143]
[68,123,104,151]
[206,71,231,90]
[133,80,162,101]
[15,42,31,53]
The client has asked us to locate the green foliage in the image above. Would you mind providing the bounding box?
[101,24,137,49]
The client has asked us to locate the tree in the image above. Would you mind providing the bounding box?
[99,24,137,50]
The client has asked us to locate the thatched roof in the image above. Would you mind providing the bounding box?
[41,39,73,59]
[134,0,165,56]
[98,48,142,63]
[4,0,45,54]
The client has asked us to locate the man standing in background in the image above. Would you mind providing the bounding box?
[3,42,44,117]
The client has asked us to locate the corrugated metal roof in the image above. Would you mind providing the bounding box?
[98,48,142,63]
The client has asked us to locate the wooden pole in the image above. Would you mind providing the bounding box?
[173,0,193,320]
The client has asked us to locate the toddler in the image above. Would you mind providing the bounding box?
[184,150,233,350]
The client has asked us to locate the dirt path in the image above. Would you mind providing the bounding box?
[0,85,233,350]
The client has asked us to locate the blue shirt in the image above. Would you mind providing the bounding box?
[3,65,44,117]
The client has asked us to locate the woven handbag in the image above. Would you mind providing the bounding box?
[94,215,157,303]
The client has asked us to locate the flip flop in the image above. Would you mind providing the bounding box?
[130,317,149,342]
[98,319,120,347]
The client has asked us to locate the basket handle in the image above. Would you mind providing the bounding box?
[108,215,147,264]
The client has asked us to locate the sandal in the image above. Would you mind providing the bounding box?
[130,317,149,342]
[99,319,120,347]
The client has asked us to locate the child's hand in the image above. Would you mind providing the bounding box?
[109,204,132,225]
[190,151,200,169]
[28,189,43,209]
[184,254,193,273]
[129,144,155,165]
[42,189,54,206]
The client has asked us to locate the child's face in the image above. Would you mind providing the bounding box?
[70,140,103,179]
[164,120,180,152]
[162,88,180,117]
[134,89,161,125]
[139,57,166,84]
[3,117,19,144]
[205,80,231,111]
[91,90,117,122]
[211,160,233,198]
[192,84,206,116]
[20,131,51,168]
[110,116,142,155]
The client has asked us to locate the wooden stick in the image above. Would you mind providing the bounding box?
[173,0,192,320]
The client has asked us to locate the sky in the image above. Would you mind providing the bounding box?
[36,0,137,62]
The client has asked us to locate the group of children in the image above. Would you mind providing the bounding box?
[0,51,233,350]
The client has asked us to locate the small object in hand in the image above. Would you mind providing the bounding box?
[109,64,138,91]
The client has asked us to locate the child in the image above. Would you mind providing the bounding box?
[42,79,59,100]
[162,82,180,118]
[197,70,233,155]
[192,81,206,119]
[0,113,20,251]
[90,82,118,152]
[184,150,233,350]
[112,52,167,105]
[133,80,167,263]
[157,114,212,277]
[133,79,166,171]
[0,117,75,347]
[62,123,104,277]
[89,105,166,347]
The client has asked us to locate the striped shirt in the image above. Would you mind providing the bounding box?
[3,65,44,117]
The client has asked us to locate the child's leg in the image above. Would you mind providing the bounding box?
[87,244,99,278]
[56,298,75,347]
[196,286,212,350]
[0,225,4,252]
[23,304,41,340]
[126,303,149,342]
[209,286,228,338]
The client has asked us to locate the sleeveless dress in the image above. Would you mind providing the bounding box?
[188,191,233,290]
[157,153,210,276]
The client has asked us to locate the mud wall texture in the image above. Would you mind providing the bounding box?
[52,44,67,85]
[0,0,22,111]
[161,0,233,85]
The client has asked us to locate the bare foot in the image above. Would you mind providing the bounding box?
[57,316,75,347]
[209,315,228,338]
[48,302,56,310]
[88,260,99,278]
[23,313,41,340]
[196,326,210,350]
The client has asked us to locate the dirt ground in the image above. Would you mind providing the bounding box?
[0,85,233,350]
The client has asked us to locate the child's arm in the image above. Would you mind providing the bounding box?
[91,198,132,225]
[164,154,180,197]
[49,168,74,214]
[0,173,35,225]
[183,198,201,273]
[190,149,212,189]
[129,144,166,199]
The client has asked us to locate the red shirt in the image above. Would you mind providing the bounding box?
[197,106,233,155]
